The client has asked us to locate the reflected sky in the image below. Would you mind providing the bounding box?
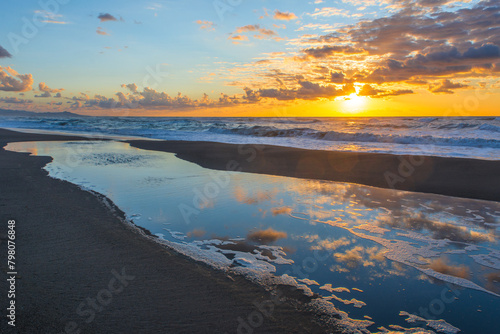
[6,140,500,334]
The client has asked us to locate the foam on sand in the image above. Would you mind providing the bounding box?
[399,311,460,334]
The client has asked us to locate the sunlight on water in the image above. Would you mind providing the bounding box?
[6,140,500,333]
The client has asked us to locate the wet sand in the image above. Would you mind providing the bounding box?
[128,139,500,202]
[0,128,333,333]
[0,127,498,333]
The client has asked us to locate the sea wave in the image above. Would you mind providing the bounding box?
[206,125,500,149]
[1,116,499,159]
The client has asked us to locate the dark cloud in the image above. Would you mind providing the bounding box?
[258,80,356,101]
[430,79,468,94]
[359,84,414,98]
[98,13,118,22]
[463,44,500,59]
[67,83,261,110]
[297,0,500,87]
[330,71,345,84]
[0,45,12,58]
[35,82,64,98]
[0,97,33,104]
[302,45,364,59]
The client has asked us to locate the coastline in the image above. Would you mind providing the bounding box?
[127,139,500,202]
[0,128,333,333]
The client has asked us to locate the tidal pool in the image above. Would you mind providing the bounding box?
[7,140,500,334]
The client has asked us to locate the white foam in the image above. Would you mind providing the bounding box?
[320,284,350,293]
[399,311,460,334]
[324,294,366,308]
[297,278,320,286]
[470,249,500,269]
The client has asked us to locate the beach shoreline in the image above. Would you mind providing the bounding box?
[127,139,500,203]
[0,128,334,333]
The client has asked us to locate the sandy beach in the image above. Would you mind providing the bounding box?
[128,139,500,202]
[1,127,499,333]
[0,129,333,334]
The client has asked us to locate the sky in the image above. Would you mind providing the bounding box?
[0,0,499,117]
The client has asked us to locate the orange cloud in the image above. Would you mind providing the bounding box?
[96,27,109,35]
[270,207,293,216]
[196,20,215,31]
[273,10,297,21]
[0,66,33,92]
[247,228,288,244]
[428,257,470,279]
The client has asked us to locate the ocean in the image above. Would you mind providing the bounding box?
[1,116,499,160]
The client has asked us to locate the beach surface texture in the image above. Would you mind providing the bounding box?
[0,129,332,334]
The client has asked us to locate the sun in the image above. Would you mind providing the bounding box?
[341,93,367,113]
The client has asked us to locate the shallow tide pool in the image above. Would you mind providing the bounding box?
[6,140,500,334]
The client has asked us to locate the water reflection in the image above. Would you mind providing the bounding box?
[6,140,500,334]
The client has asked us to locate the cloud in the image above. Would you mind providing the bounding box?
[35,82,64,97]
[0,45,12,58]
[96,27,109,36]
[247,228,288,244]
[273,0,500,95]
[330,71,345,83]
[273,10,297,21]
[196,20,215,31]
[258,81,356,101]
[334,246,364,268]
[39,82,64,93]
[186,229,206,238]
[98,13,118,22]
[67,83,263,111]
[0,97,33,104]
[358,84,414,97]
[302,45,365,58]
[270,207,293,216]
[230,24,279,42]
[311,237,351,251]
[0,67,34,92]
[378,212,495,243]
[309,7,350,18]
[34,10,69,24]
[463,44,500,59]
[428,257,469,279]
[121,83,138,93]
[430,79,468,94]
[229,35,249,44]
[234,186,277,204]
[334,245,386,268]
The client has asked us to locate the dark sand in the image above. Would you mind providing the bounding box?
[128,139,500,202]
[0,129,333,333]
[0,127,498,333]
